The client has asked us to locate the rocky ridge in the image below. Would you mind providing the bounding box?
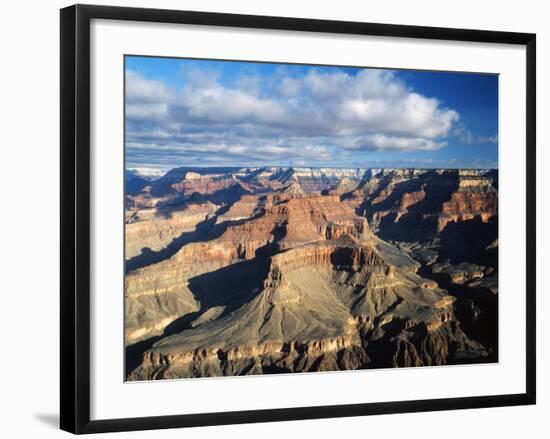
[125,166,498,379]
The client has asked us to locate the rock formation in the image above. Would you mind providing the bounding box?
[124,166,498,380]
[130,232,486,379]
[125,202,218,259]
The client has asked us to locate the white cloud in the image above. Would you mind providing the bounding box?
[452,124,497,145]
[126,103,168,120]
[341,134,446,151]
[126,70,170,103]
[278,77,302,96]
[124,66,482,166]
[179,85,285,123]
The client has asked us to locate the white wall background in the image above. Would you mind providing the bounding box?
[0,0,546,437]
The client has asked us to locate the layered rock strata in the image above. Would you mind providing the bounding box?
[131,238,484,380]
[124,166,498,379]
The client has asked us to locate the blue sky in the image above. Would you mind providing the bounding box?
[125,56,498,170]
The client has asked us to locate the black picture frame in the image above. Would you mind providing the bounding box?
[60,4,536,434]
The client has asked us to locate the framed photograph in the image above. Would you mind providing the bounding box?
[60,4,536,434]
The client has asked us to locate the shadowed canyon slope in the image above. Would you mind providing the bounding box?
[125,167,498,380]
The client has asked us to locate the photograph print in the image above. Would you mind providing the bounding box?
[124,56,498,381]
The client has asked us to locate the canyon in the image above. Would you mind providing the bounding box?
[125,166,498,380]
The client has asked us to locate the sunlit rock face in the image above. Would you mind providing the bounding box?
[124,167,498,380]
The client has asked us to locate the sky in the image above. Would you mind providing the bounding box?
[125,56,498,170]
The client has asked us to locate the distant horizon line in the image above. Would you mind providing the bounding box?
[127,165,498,171]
